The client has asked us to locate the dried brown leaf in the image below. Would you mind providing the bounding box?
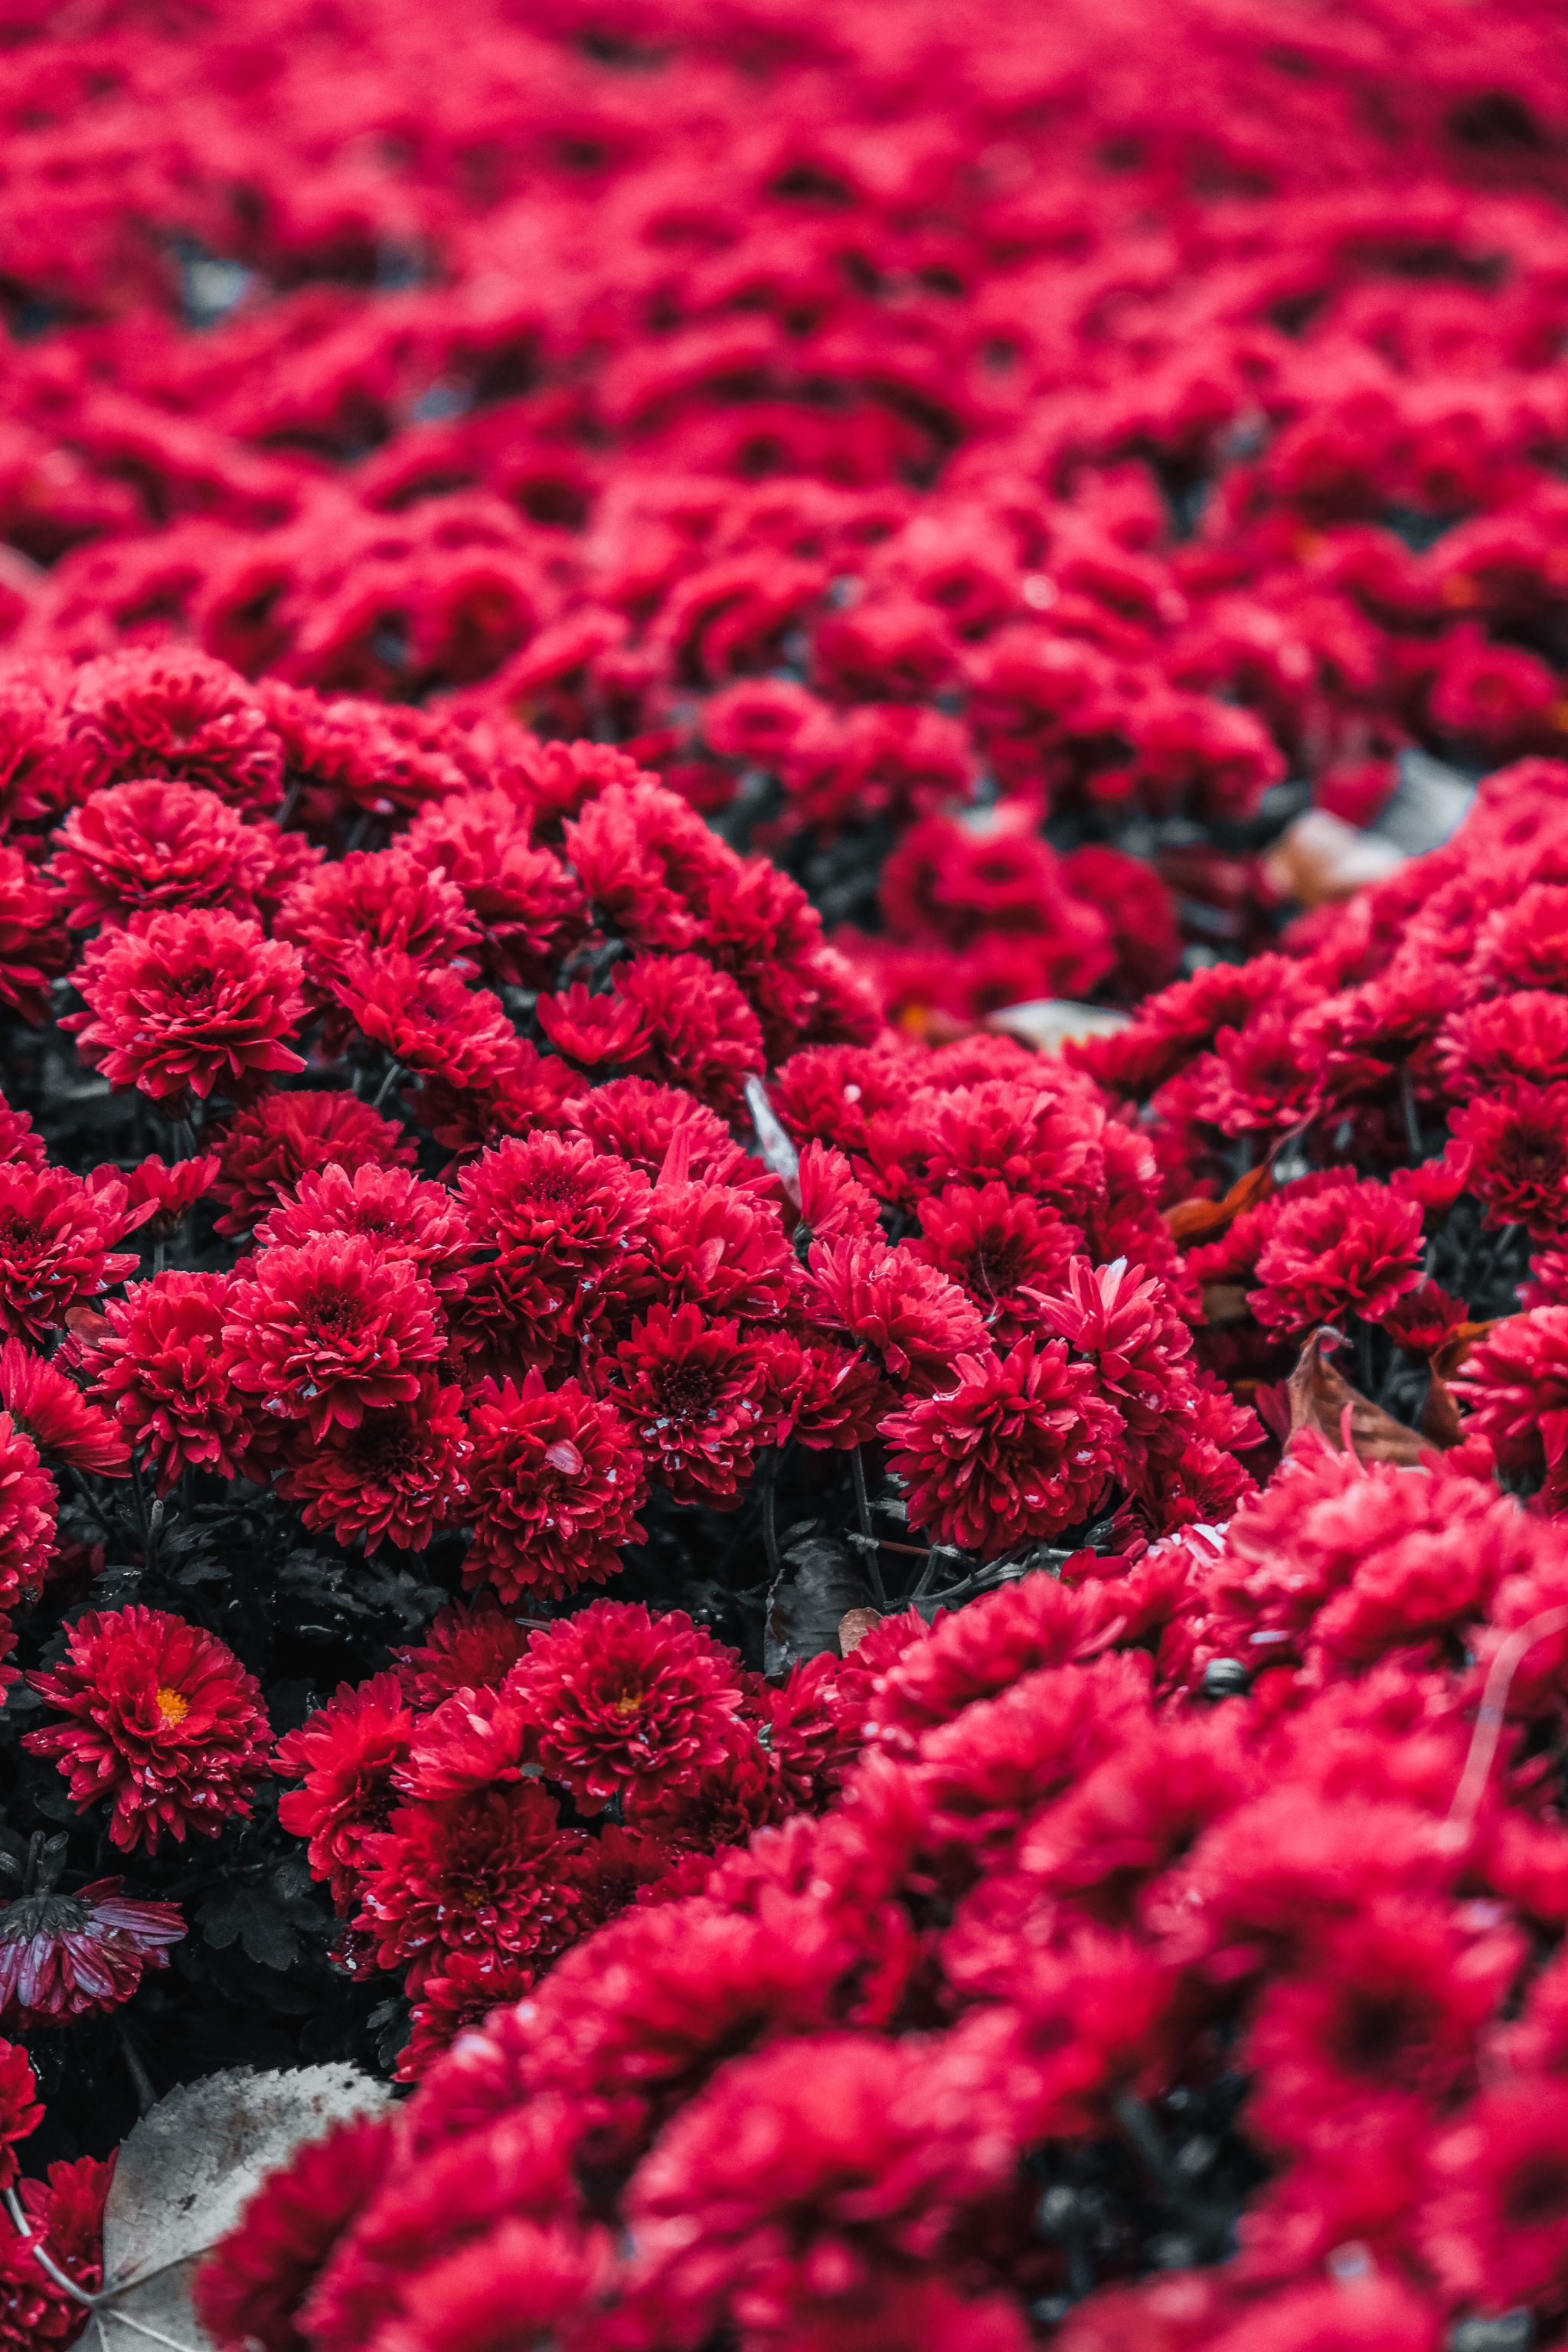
[1285,1330,1428,1467]
[838,1608,882,1656]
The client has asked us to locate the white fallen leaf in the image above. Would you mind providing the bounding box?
[97,2060,390,2347]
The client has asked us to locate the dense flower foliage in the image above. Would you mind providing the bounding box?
[4,0,1568,2343]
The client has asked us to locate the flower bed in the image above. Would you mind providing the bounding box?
[0,0,1567,2345]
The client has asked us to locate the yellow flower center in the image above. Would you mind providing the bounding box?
[609,1691,646,1720]
[155,1687,189,1726]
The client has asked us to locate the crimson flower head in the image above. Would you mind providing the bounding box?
[394,1598,534,1708]
[1252,1177,1424,1334]
[0,1161,139,1346]
[456,1131,651,1371]
[1032,1256,1192,1465]
[331,951,518,1089]
[276,1374,470,1554]
[1450,1084,1568,1239]
[225,1234,445,1440]
[356,1782,586,1978]
[0,1338,128,1476]
[0,2040,38,2190]
[275,845,479,994]
[83,1270,249,1494]
[1454,1307,1568,1497]
[615,951,765,1118]
[808,1233,988,1394]
[614,1305,771,1508]
[25,1607,271,1854]
[407,786,586,985]
[276,1674,413,1910]
[51,646,283,810]
[211,1088,416,1238]
[534,981,652,1069]
[908,1181,1080,1346]
[0,844,71,1023]
[64,907,307,1107]
[1378,1278,1468,1357]
[0,1415,56,1609]
[254,1161,474,1296]
[884,1336,1122,1557]
[464,1369,647,1603]
[47,779,282,930]
[508,1601,746,1809]
[120,1152,220,1240]
[0,1840,183,2027]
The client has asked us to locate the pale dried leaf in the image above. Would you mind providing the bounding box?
[102,2255,209,2351]
[1285,1331,1426,1467]
[102,2064,390,2299]
[838,1608,882,1655]
[986,998,1132,1056]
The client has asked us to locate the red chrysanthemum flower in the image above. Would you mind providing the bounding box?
[1377,1278,1469,1357]
[463,1369,647,1603]
[0,1861,183,2028]
[193,2112,394,2352]
[1252,1178,1425,1334]
[1450,1084,1568,1238]
[807,1234,989,1394]
[50,646,283,811]
[507,1600,746,1810]
[0,2043,38,2193]
[275,847,479,995]
[83,1270,249,1494]
[756,1331,885,1450]
[637,1178,796,1327]
[0,846,71,1024]
[25,1606,271,1854]
[331,952,518,1089]
[276,1673,413,1910]
[614,1305,773,1508]
[256,679,470,824]
[1454,1307,1568,1497]
[534,981,653,1069]
[275,1374,470,1554]
[255,1161,474,1296]
[566,1077,776,1199]
[884,1337,1122,1557]
[394,1598,534,1710]
[0,1098,44,1172]
[908,1181,1083,1347]
[64,908,307,1106]
[406,788,586,985]
[47,779,283,930]
[455,1131,651,1371]
[0,1338,128,1476]
[0,1161,139,1346]
[1440,989,1568,1098]
[211,1089,416,1238]
[396,1950,537,2084]
[0,1413,56,1609]
[562,779,730,952]
[0,2152,111,2347]
[1419,2088,1568,2311]
[1031,1256,1193,1467]
[225,1235,444,1440]
[120,1151,220,1240]
[356,1783,588,1978]
[616,952,766,1118]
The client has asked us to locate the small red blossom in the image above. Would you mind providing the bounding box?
[884,1337,1122,1557]
[255,1161,474,1295]
[83,1270,248,1493]
[0,1415,57,1608]
[808,1234,989,1393]
[507,1601,746,1810]
[464,1369,647,1603]
[51,646,283,810]
[1252,1178,1425,1334]
[25,1607,271,1854]
[455,1131,651,1371]
[534,982,652,1068]
[331,952,518,1089]
[0,2043,39,2192]
[0,1161,139,1345]
[225,1235,444,1440]
[614,1305,773,1508]
[120,1151,220,1240]
[65,908,307,1106]
[275,1375,470,1553]
[48,779,283,929]
[276,1674,413,1910]
[211,1089,416,1238]
[0,1339,128,1475]
[356,1782,588,1977]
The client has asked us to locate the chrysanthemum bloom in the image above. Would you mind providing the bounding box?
[910,1182,1082,1347]
[394,1598,534,1709]
[407,788,586,985]
[0,1161,140,1345]
[211,1088,416,1238]
[1450,1085,1568,1237]
[25,1607,271,1854]
[396,1951,537,2082]
[534,982,653,1069]
[923,1075,1105,1206]
[0,2151,111,2346]
[756,1332,884,1450]
[356,1783,588,1978]
[1418,2087,1568,2308]
[884,1338,1122,1557]
[614,1306,772,1508]
[64,909,307,1107]
[393,1682,530,1805]
[0,2042,38,2190]
[508,1601,746,1811]
[616,952,766,1117]
[0,1415,57,1608]
[83,1270,249,1494]
[275,1375,470,1553]
[1185,1010,1318,1138]
[0,1862,184,2028]
[1454,1308,1568,1497]
[464,1370,647,1602]
[330,951,518,1089]
[1440,989,1568,1096]
[455,1132,651,1370]
[274,847,479,995]
[0,1339,128,1476]
[566,1077,776,1198]
[1252,1178,1424,1334]
[120,1151,220,1240]
[255,1162,475,1298]
[1032,1257,1193,1473]
[0,845,71,1024]
[636,1179,796,1326]
[50,646,283,810]
[562,779,730,951]
[1377,1278,1468,1356]
[225,1235,444,1440]
[192,2112,394,2352]
[0,1099,43,1171]
[47,779,283,930]
[276,1674,413,1910]
[807,1234,988,1394]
